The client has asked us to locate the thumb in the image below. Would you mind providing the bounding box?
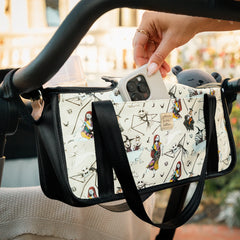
[147,36,175,76]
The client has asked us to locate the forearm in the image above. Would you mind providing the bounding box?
[193,17,240,34]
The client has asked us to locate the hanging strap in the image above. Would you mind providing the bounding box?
[99,192,152,212]
[155,184,190,239]
[92,94,217,229]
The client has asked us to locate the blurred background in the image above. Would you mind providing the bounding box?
[0,0,240,233]
[1,0,240,79]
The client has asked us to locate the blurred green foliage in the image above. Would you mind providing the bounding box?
[233,197,240,227]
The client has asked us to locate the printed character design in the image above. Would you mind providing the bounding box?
[195,127,204,145]
[164,143,178,158]
[123,135,134,152]
[143,135,162,178]
[183,108,194,131]
[138,109,148,122]
[137,109,151,128]
[133,135,141,151]
[210,89,215,95]
[172,98,182,119]
[70,166,97,183]
[81,111,93,139]
[116,187,123,194]
[170,161,182,182]
[88,186,97,199]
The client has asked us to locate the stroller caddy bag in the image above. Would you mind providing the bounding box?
[2,70,236,229]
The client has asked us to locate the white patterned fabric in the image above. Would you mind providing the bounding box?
[58,82,231,199]
[0,187,157,240]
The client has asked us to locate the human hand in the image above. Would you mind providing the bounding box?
[133,11,202,77]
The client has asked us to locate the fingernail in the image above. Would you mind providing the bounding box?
[147,63,158,76]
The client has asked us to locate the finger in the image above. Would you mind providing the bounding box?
[162,60,171,73]
[160,61,171,78]
[160,67,168,78]
[147,40,157,60]
[148,36,175,75]
[133,31,149,66]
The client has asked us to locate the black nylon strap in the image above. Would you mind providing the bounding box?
[93,106,114,197]
[99,201,130,212]
[207,112,219,174]
[155,184,190,240]
[99,192,153,212]
[92,94,217,229]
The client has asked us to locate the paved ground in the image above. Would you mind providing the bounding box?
[174,224,240,240]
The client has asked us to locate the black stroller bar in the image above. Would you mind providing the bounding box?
[223,78,240,94]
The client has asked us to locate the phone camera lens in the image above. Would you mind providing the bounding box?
[131,93,142,101]
[138,82,148,93]
[127,81,136,92]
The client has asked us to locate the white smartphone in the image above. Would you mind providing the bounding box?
[118,64,169,101]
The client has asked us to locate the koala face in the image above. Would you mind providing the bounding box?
[172,65,222,88]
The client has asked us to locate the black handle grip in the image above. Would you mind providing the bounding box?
[11,0,240,94]
[223,79,240,94]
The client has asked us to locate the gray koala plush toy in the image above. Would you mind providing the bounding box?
[172,65,236,113]
[172,65,222,88]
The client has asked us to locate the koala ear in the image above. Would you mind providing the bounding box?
[172,65,183,76]
[211,72,222,83]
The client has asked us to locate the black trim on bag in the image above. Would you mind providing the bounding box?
[35,97,68,201]
[204,89,237,179]
[206,105,219,174]
[220,90,237,171]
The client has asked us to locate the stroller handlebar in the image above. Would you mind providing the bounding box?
[223,79,240,94]
[5,0,240,94]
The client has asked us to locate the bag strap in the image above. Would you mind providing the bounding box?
[92,94,217,229]
[99,192,152,212]
[155,184,190,239]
